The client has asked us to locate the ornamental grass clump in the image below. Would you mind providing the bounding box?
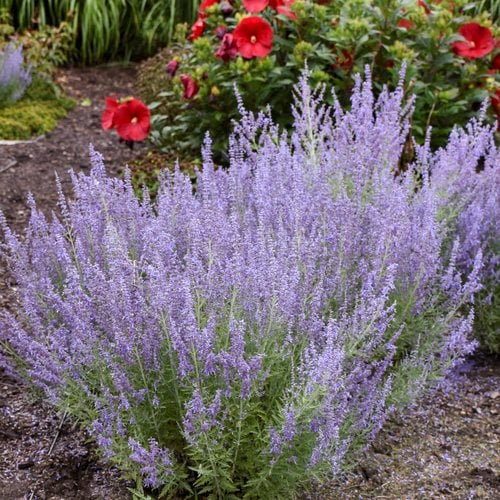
[1,70,498,498]
[0,42,31,106]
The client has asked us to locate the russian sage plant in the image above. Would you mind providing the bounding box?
[0,69,497,498]
[422,117,500,352]
[0,43,31,106]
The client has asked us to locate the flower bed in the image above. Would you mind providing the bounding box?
[1,68,497,497]
[145,0,499,161]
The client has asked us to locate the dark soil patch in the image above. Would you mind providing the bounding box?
[0,65,499,500]
[0,64,146,500]
[310,353,500,499]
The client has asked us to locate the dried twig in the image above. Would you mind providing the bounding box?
[26,408,69,500]
[0,135,45,146]
[0,159,17,174]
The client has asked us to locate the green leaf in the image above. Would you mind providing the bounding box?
[438,88,459,101]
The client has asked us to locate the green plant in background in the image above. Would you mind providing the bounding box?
[474,283,500,354]
[471,0,500,23]
[0,8,73,77]
[0,42,31,106]
[145,0,499,162]
[124,150,198,201]
[0,8,74,139]
[3,0,202,63]
[0,75,74,139]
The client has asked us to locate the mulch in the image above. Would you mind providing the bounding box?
[0,64,498,500]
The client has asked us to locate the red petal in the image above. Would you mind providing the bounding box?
[113,99,150,141]
[101,98,120,130]
[243,0,269,12]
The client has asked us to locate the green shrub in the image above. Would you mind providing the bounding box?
[474,281,500,354]
[145,0,499,162]
[0,76,74,139]
[124,150,198,201]
[137,45,184,111]
[0,8,74,78]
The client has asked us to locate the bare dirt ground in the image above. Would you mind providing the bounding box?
[0,65,498,499]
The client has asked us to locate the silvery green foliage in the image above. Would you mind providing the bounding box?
[421,116,500,352]
[0,43,32,106]
[0,69,496,497]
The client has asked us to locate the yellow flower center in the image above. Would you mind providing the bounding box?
[250,35,257,44]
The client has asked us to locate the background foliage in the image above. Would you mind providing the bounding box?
[1,0,202,63]
[0,75,73,139]
[142,0,499,162]
[0,9,74,138]
[473,0,500,23]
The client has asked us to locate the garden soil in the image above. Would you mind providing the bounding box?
[0,65,499,500]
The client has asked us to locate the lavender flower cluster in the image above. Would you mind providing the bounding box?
[0,42,32,106]
[0,69,497,497]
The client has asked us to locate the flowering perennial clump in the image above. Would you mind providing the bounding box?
[1,70,498,497]
[0,42,31,106]
[150,0,499,159]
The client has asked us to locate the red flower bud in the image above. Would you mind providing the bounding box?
[492,53,500,71]
[165,59,179,77]
[220,1,234,15]
[398,19,413,30]
[216,33,238,62]
[270,0,297,20]
[189,18,206,41]
[180,74,199,100]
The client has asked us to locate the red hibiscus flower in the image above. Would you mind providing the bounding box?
[243,0,268,12]
[398,19,413,30]
[452,23,495,59]
[189,18,206,41]
[216,33,238,62]
[199,0,219,17]
[101,97,119,130]
[233,16,273,59]
[113,98,151,142]
[271,0,297,20]
[180,74,200,100]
